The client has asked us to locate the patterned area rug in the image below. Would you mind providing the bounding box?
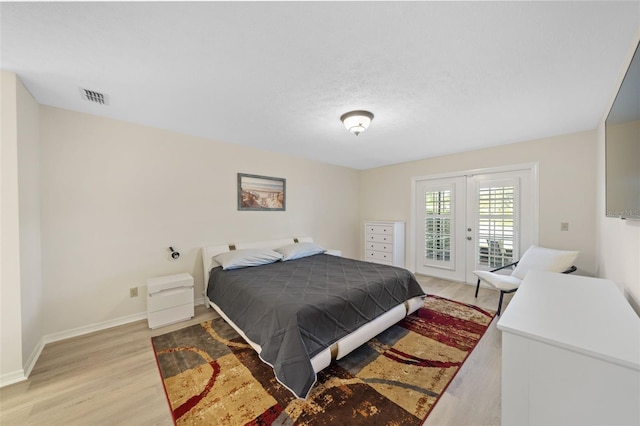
[151,295,495,425]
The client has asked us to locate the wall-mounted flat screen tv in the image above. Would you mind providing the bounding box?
[605,40,640,219]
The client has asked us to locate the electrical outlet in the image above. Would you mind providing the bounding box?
[561,222,569,231]
[130,287,138,298]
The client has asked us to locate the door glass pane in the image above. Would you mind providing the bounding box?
[477,186,514,267]
[425,190,451,262]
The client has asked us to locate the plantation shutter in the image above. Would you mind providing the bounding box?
[424,190,452,262]
[477,184,516,267]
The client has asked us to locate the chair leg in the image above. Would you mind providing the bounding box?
[475,278,481,298]
[497,291,505,316]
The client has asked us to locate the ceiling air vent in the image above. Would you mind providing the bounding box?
[80,88,109,105]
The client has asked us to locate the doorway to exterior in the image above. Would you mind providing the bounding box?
[410,164,538,283]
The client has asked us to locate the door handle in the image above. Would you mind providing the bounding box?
[467,236,472,240]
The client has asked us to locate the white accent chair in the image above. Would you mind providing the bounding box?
[474,245,579,315]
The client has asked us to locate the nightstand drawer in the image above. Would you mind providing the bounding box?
[147,286,193,312]
[148,304,194,329]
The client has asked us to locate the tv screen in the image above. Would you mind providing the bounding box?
[605,40,640,219]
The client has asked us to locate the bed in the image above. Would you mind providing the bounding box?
[201,237,425,398]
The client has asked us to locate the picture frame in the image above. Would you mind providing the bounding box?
[237,173,286,211]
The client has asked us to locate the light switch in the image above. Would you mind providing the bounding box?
[561,222,569,231]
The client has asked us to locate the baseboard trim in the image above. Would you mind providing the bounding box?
[4,300,208,388]
[23,337,46,378]
[0,369,26,388]
[43,311,148,344]
[43,299,205,345]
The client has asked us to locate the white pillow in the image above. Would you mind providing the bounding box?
[511,246,579,280]
[275,242,326,261]
[213,248,283,270]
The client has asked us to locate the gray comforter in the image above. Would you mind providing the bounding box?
[207,253,425,398]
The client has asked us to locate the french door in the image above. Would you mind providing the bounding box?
[413,166,537,283]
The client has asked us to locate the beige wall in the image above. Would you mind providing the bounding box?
[39,106,360,335]
[359,130,598,278]
[1,71,25,382]
[16,74,42,371]
[0,71,41,383]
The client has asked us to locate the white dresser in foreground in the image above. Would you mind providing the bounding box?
[497,270,640,426]
[364,221,405,267]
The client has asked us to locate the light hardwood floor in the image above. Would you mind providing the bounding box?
[0,276,511,426]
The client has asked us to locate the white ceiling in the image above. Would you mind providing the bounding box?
[1,1,639,170]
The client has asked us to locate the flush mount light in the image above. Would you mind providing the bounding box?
[340,110,374,136]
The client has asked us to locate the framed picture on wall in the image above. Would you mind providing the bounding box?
[237,173,286,211]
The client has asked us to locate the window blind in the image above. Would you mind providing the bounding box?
[424,190,451,262]
[477,186,514,267]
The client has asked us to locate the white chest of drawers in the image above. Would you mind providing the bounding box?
[364,221,405,267]
[497,271,640,425]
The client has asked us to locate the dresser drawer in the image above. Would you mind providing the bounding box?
[366,250,394,263]
[366,225,394,235]
[365,241,392,252]
[366,233,392,243]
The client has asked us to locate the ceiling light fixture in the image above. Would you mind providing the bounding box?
[340,110,374,136]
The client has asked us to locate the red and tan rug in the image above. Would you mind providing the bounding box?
[151,295,495,425]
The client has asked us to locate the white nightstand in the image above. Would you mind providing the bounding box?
[146,273,194,329]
